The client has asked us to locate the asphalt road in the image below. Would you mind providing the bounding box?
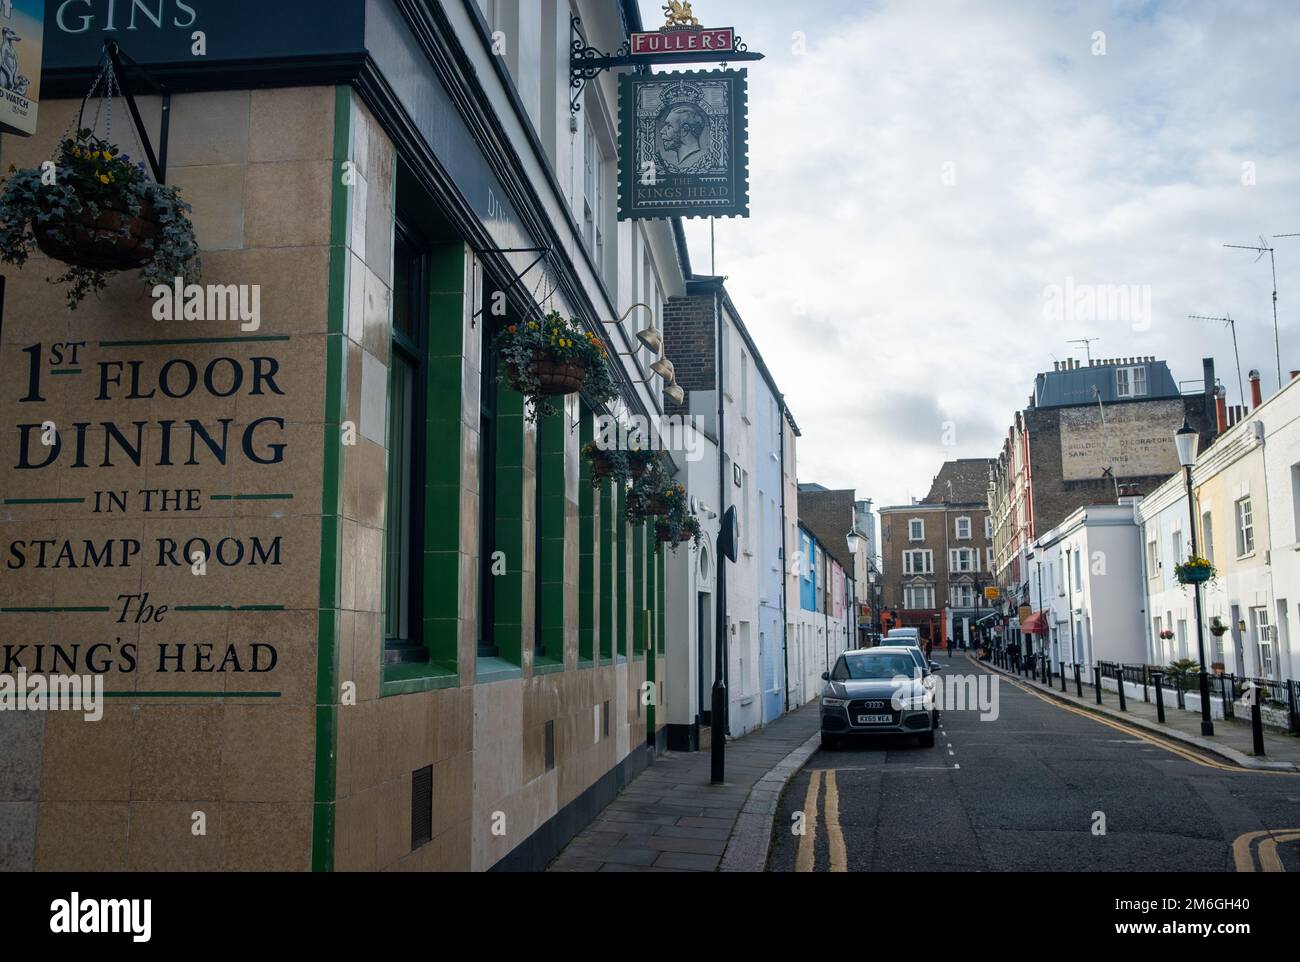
[767,656,1300,872]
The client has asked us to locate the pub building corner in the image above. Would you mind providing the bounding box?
[0,0,717,872]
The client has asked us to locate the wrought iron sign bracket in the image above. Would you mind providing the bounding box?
[570,15,762,114]
[471,246,553,328]
[102,40,170,185]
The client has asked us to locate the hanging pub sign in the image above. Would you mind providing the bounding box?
[0,0,44,136]
[618,69,748,221]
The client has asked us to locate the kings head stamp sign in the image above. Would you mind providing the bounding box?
[0,0,44,136]
[618,69,749,221]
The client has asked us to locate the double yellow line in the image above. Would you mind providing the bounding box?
[1233,829,1300,872]
[795,769,847,872]
[996,668,1298,776]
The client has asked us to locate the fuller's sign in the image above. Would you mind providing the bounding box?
[630,26,735,57]
[0,0,45,136]
[618,68,749,221]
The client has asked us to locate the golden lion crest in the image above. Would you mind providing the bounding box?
[663,1,701,29]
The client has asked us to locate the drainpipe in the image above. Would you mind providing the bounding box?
[778,397,790,714]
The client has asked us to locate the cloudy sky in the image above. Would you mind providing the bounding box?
[638,0,1300,509]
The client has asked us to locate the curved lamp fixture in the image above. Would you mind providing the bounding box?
[650,357,676,381]
[665,382,685,405]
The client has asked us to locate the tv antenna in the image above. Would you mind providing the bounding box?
[1067,337,1099,364]
[1224,236,1282,391]
[1188,314,1245,409]
[1092,385,1120,501]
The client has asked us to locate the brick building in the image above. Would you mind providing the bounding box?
[879,460,995,647]
[989,357,1219,643]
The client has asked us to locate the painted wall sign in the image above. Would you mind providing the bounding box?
[0,0,45,136]
[1058,399,1185,482]
[618,68,749,221]
[1,330,305,692]
[629,27,735,57]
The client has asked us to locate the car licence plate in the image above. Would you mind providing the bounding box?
[856,714,893,724]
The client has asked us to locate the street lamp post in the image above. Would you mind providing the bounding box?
[1175,420,1215,737]
[847,531,860,649]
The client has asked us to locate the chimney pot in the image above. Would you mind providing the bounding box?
[1249,370,1263,410]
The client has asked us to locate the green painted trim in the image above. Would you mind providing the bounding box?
[598,479,614,662]
[538,411,566,664]
[633,521,644,655]
[2,606,110,613]
[577,407,595,664]
[3,498,85,505]
[102,691,282,698]
[616,483,627,658]
[491,381,526,668]
[475,657,524,684]
[210,493,295,501]
[380,660,459,696]
[97,336,291,347]
[311,84,355,875]
[657,548,666,656]
[533,660,565,676]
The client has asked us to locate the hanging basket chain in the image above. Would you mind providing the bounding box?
[62,48,152,183]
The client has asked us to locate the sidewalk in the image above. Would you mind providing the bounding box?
[979,654,1300,771]
[546,704,821,872]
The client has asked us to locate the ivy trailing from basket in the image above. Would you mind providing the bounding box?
[655,512,702,552]
[498,310,619,421]
[0,130,200,310]
[581,435,659,487]
[625,463,687,526]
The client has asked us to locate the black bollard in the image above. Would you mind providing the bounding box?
[1094,666,1103,704]
[1251,687,1266,756]
[1060,661,1067,693]
[1074,663,1082,698]
[1117,673,1127,711]
[1151,671,1166,723]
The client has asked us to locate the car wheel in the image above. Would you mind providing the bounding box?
[820,733,839,750]
[918,730,935,748]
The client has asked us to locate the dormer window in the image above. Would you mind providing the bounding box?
[1115,365,1148,399]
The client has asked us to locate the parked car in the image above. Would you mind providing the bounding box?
[819,647,941,749]
[885,627,921,646]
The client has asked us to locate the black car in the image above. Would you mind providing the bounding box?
[819,647,941,749]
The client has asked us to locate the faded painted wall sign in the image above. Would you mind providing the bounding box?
[1059,399,1184,482]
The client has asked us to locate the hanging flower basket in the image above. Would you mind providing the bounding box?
[1209,616,1229,637]
[1174,556,1215,585]
[656,515,702,549]
[33,192,159,271]
[497,310,618,421]
[0,129,199,310]
[581,440,659,487]
[514,349,588,396]
[626,464,687,527]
